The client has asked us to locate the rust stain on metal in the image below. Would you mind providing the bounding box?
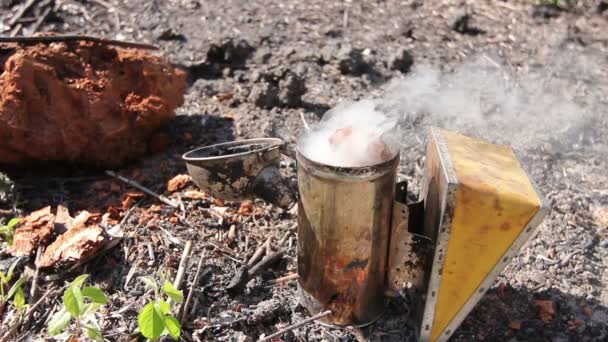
[296,151,398,326]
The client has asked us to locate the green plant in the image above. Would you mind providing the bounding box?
[0,218,20,245]
[47,274,108,341]
[0,259,28,322]
[137,276,183,341]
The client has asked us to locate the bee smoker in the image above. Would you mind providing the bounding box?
[183,128,548,342]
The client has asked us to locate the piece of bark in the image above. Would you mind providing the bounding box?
[167,174,191,192]
[9,206,55,256]
[37,224,106,268]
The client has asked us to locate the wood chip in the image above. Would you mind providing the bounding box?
[535,300,555,323]
[509,320,522,330]
[183,190,207,200]
[37,225,106,268]
[238,201,253,216]
[9,206,55,256]
[121,191,145,210]
[167,174,191,192]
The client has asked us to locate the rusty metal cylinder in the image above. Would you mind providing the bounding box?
[296,150,399,327]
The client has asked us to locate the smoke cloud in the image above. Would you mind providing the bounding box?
[299,49,604,167]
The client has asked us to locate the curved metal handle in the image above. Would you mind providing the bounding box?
[251,166,297,209]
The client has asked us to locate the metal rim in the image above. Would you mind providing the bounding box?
[419,127,459,342]
[296,150,400,180]
[182,138,284,162]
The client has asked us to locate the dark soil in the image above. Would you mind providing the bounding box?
[1,1,607,341]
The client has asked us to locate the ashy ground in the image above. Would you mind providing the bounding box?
[0,0,607,341]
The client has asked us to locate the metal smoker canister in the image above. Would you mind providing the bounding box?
[296,150,400,327]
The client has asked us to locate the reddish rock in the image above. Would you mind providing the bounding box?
[0,40,186,167]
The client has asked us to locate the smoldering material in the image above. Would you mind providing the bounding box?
[298,100,400,167]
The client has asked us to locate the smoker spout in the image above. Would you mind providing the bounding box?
[252,165,297,209]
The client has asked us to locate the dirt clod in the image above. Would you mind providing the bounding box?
[337,45,371,75]
[0,41,186,167]
[249,81,281,109]
[450,11,485,35]
[207,39,255,67]
[390,48,414,74]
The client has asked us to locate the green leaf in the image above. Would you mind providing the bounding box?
[0,271,6,284]
[6,259,19,282]
[158,300,171,315]
[82,286,108,304]
[64,286,84,317]
[7,218,20,229]
[138,302,165,339]
[6,276,28,300]
[13,286,26,309]
[162,281,183,303]
[81,303,102,317]
[139,276,158,293]
[69,274,89,289]
[84,324,104,342]
[47,308,72,336]
[164,316,181,340]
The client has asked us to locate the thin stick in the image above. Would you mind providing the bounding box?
[0,286,57,341]
[180,254,204,323]
[247,238,269,268]
[8,0,37,26]
[105,170,179,208]
[268,273,299,284]
[277,231,291,247]
[9,23,22,37]
[173,241,193,290]
[300,112,310,131]
[0,35,158,50]
[30,5,51,34]
[249,250,284,277]
[146,243,155,263]
[258,310,332,342]
[29,246,42,300]
[124,264,138,290]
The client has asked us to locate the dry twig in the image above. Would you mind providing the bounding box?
[29,246,43,301]
[247,237,270,268]
[105,170,179,208]
[0,286,58,341]
[258,310,332,342]
[8,0,38,27]
[0,35,158,50]
[180,253,205,323]
[173,240,193,291]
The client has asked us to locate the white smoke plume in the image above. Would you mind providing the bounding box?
[299,49,604,167]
